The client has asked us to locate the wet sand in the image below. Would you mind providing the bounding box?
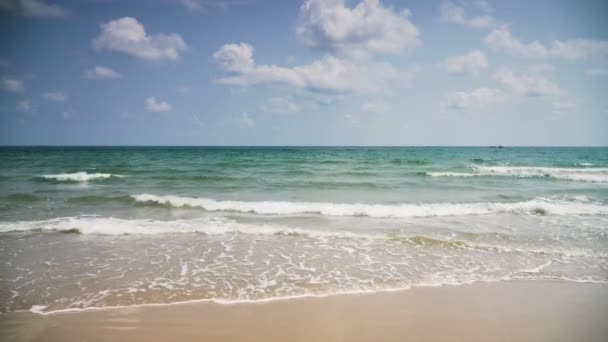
[1,280,607,342]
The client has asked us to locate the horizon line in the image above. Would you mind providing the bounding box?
[1,145,607,148]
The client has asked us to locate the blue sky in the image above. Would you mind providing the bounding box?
[0,0,607,146]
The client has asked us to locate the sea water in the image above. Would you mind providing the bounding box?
[0,146,607,313]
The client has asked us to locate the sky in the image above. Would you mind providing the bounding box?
[0,0,607,146]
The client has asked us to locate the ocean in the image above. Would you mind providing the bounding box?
[0,146,607,314]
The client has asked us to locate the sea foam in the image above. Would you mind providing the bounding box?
[1,217,605,260]
[0,216,377,238]
[428,165,608,182]
[40,172,123,182]
[131,194,608,218]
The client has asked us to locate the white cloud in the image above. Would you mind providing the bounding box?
[439,1,495,29]
[234,112,254,127]
[493,68,561,96]
[16,99,31,111]
[361,100,389,113]
[83,66,122,80]
[585,67,608,77]
[213,42,403,93]
[145,97,171,112]
[442,87,504,110]
[261,97,298,113]
[296,0,420,56]
[42,91,67,101]
[484,27,547,58]
[1,77,24,93]
[0,0,68,18]
[485,26,608,62]
[442,50,488,76]
[213,43,254,72]
[92,17,188,62]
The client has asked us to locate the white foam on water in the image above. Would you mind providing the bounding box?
[29,305,48,314]
[429,166,608,183]
[427,172,477,177]
[2,216,605,259]
[0,216,374,237]
[2,215,605,315]
[131,194,608,218]
[41,172,124,182]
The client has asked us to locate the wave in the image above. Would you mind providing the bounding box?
[0,217,305,236]
[39,172,124,182]
[428,166,608,183]
[1,217,605,259]
[427,172,478,178]
[0,216,511,243]
[0,217,450,242]
[131,194,608,218]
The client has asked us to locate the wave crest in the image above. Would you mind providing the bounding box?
[131,194,608,218]
[0,217,294,236]
[1,217,604,260]
[428,166,608,182]
[39,172,124,182]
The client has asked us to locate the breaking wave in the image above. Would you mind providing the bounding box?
[39,172,124,182]
[131,194,608,218]
[0,216,317,236]
[428,166,608,182]
[1,217,605,259]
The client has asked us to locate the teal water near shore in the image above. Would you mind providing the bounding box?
[1,147,607,313]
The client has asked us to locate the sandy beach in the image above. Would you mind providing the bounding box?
[1,280,606,342]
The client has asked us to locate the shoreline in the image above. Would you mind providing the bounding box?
[2,279,607,341]
[10,277,608,316]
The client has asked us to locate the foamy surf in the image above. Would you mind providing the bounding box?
[0,216,363,237]
[4,223,606,315]
[1,216,604,259]
[428,165,608,182]
[131,194,608,218]
[40,172,124,182]
[2,146,607,316]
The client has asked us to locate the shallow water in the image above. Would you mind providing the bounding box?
[0,146,607,313]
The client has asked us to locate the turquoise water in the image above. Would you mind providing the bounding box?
[1,147,607,313]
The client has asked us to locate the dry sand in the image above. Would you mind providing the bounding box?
[1,280,607,341]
